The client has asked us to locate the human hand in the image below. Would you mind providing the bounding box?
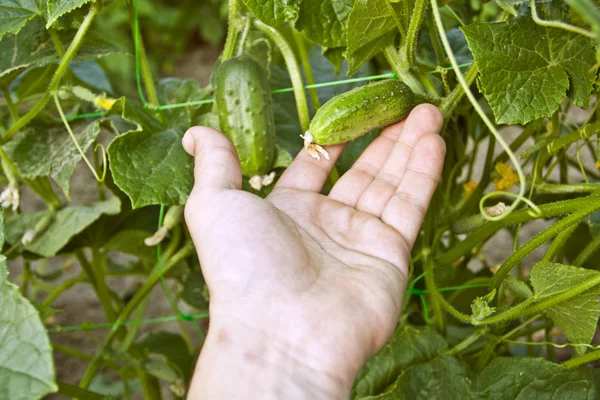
[183,104,445,399]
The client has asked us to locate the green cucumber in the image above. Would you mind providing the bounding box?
[214,56,276,178]
[303,79,414,159]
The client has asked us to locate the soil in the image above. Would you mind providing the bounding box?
[6,45,597,398]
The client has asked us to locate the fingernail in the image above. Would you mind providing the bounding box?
[182,131,195,155]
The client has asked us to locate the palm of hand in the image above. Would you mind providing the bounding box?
[183,104,445,383]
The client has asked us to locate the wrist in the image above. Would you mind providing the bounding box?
[188,316,353,399]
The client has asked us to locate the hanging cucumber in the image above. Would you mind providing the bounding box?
[214,55,278,190]
[303,79,415,160]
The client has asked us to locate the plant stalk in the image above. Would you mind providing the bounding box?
[76,249,117,322]
[128,0,160,107]
[478,271,600,325]
[79,243,197,388]
[57,382,106,400]
[490,198,600,290]
[438,193,600,265]
[293,29,321,111]
[254,20,310,132]
[2,90,18,122]
[440,64,478,117]
[563,348,600,368]
[401,0,428,67]
[383,45,428,98]
[573,233,600,267]
[222,0,241,60]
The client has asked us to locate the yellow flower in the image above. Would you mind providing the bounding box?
[94,97,117,111]
[494,162,519,190]
[596,160,600,170]
[463,179,478,198]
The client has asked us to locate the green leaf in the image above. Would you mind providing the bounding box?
[10,65,54,99]
[476,357,598,399]
[242,0,300,27]
[272,144,293,169]
[352,325,447,398]
[0,17,56,88]
[46,0,92,28]
[530,261,600,355]
[0,0,46,39]
[0,255,57,400]
[0,18,125,89]
[295,0,354,48]
[106,99,193,207]
[4,120,101,197]
[369,354,471,400]
[322,47,345,74]
[5,197,121,257]
[70,60,114,94]
[503,275,533,299]
[309,45,375,105]
[181,270,208,310]
[137,331,194,381]
[462,16,596,124]
[106,97,164,133]
[103,229,155,261]
[345,32,394,76]
[142,359,180,383]
[156,77,212,130]
[345,0,396,75]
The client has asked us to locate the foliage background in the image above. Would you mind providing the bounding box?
[1,0,600,399]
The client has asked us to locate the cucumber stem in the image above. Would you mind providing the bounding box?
[401,0,428,67]
[253,20,310,133]
[293,29,321,111]
[383,45,427,98]
[222,0,242,60]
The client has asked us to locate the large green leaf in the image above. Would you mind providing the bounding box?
[106,98,193,207]
[372,354,471,400]
[46,0,92,28]
[5,197,121,257]
[295,0,354,48]
[0,255,57,400]
[242,0,300,26]
[0,17,56,88]
[352,325,447,398]
[0,0,46,39]
[345,0,396,75]
[530,261,600,355]
[476,357,598,399]
[462,16,596,124]
[0,17,125,89]
[4,120,101,197]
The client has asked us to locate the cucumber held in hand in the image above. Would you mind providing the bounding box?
[215,55,277,190]
[303,79,415,160]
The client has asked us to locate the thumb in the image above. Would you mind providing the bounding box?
[182,126,242,192]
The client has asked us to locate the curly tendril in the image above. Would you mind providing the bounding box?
[53,93,107,183]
